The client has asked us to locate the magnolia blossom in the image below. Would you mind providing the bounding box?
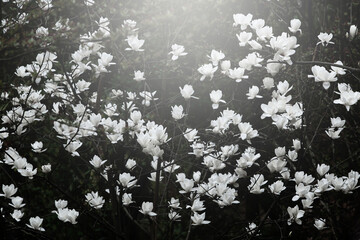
[117,173,137,188]
[317,32,334,46]
[209,90,225,109]
[133,70,145,82]
[289,19,302,34]
[9,196,26,209]
[287,205,305,225]
[122,193,134,206]
[314,218,327,230]
[179,84,198,100]
[346,25,358,41]
[31,141,47,153]
[331,61,346,75]
[169,44,187,60]
[198,64,218,81]
[64,140,82,157]
[208,50,225,66]
[84,0,95,6]
[248,174,267,194]
[191,212,210,225]
[26,216,45,231]
[97,52,115,68]
[11,209,24,222]
[220,60,231,74]
[266,61,284,76]
[238,122,258,143]
[139,201,157,216]
[125,159,136,170]
[89,155,107,168]
[233,13,253,29]
[250,19,265,30]
[35,26,49,38]
[125,35,145,51]
[308,65,337,90]
[41,164,52,173]
[333,83,360,111]
[122,19,138,32]
[85,191,105,209]
[246,86,262,99]
[183,128,199,142]
[168,210,181,221]
[262,77,274,89]
[256,26,273,41]
[53,208,79,224]
[0,184,18,198]
[171,105,185,120]
[236,32,252,46]
[317,164,330,176]
[228,67,248,82]
[269,180,286,195]
[248,40,263,50]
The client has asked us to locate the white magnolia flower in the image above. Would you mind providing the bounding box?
[191,212,210,225]
[287,205,305,225]
[53,208,79,224]
[198,64,218,81]
[314,218,327,230]
[179,84,198,100]
[183,128,199,142]
[237,32,252,46]
[262,77,274,89]
[331,61,346,75]
[208,50,225,66]
[317,164,330,176]
[85,191,105,209]
[169,44,187,60]
[246,86,262,99]
[288,19,302,34]
[248,40,263,50]
[171,105,185,120]
[269,180,286,195]
[9,196,25,209]
[31,141,47,153]
[133,70,145,82]
[122,193,134,206]
[125,35,145,51]
[125,159,136,170]
[317,32,334,46]
[41,164,52,173]
[168,209,181,221]
[26,216,45,231]
[209,90,226,109]
[84,0,95,6]
[233,13,253,30]
[89,155,107,168]
[97,52,115,67]
[228,67,248,82]
[346,25,358,41]
[333,83,360,111]
[220,60,231,74]
[250,19,265,30]
[0,184,18,198]
[139,202,157,216]
[55,199,68,209]
[117,173,137,188]
[35,26,49,38]
[64,140,82,157]
[308,65,337,90]
[11,209,24,222]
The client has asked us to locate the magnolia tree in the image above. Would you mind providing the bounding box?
[1,0,360,239]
